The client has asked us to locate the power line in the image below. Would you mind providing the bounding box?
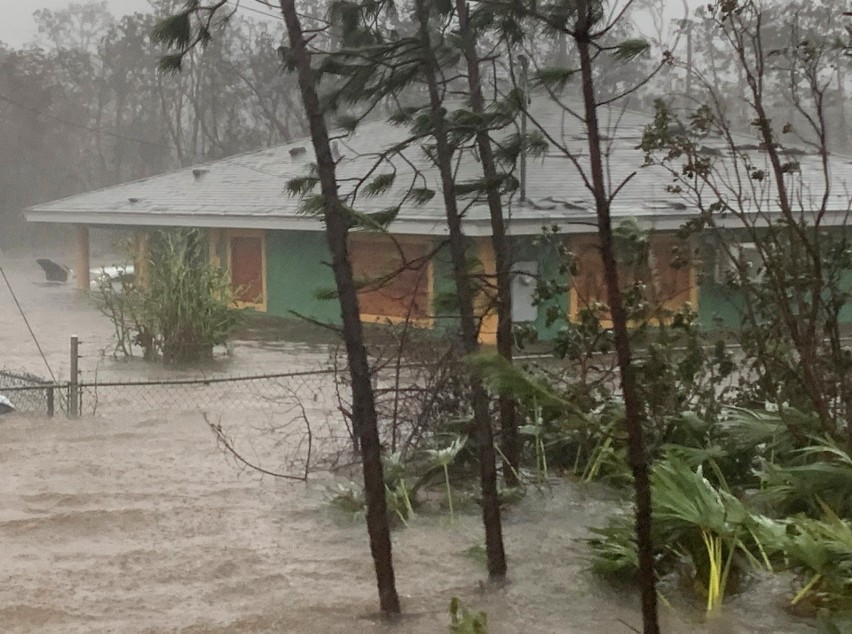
[0,93,176,151]
[235,1,329,25]
[235,2,283,21]
[0,262,59,386]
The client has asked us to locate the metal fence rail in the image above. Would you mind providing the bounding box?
[1,357,467,478]
[0,369,58,416]
[75,368,351,476]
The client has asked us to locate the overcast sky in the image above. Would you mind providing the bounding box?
[0,1,149,47]
[1,0,695,49]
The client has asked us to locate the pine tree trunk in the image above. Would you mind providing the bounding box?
[574,2,658,631]
[414,0,507,580]
[278,0,401,615]
[456,0,520,485]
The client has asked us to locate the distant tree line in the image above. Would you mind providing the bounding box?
[0,0,313,248]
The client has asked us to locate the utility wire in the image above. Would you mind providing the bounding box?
[0,262,59,385]
[0,90,298,181]
[0,93,176,150]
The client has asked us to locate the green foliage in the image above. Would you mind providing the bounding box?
[533,66,578,91]
[406,187,437,205]
[427,435,467,521]
[610,38,651,61]
[95,229,241,365]
[328,482,366,521]
[449,597,488,633]
[589,454,780,613]
[329,453,421,528]
[151,11,192,50]
[363,172,396,197]
[785,505,852,612]
[587,513,639,580]
[145,229,241,364]
[754,439,852,518]
[586,415,852,614]
[383,451,417,526]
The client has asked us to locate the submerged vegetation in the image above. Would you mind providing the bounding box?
[95,229,242,364]
[323,210,852,625]
[28,0,850,628]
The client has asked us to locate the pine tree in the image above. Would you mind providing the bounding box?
[152,0,401,614]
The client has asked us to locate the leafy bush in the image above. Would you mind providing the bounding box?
[96,229,242,364]
[449,597,488,633]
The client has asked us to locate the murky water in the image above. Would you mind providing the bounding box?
[0,255,817,632]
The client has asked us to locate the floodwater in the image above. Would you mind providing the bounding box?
[0,255,816,632]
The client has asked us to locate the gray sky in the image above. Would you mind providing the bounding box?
[1,0,695,50]
[1,1,152,47]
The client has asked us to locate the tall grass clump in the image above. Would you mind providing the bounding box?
[96,229,242,364]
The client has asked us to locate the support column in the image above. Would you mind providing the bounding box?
[133,230,150,287]
[208,228,222,267]
[75,225,90,291]
[477,237,499,345]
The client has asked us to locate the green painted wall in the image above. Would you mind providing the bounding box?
[697,281,744,330]
[430,238,463,335]
[512,236,567,340]
[841,270,852,323]
[261,228,852,338]
[265,230,340,323]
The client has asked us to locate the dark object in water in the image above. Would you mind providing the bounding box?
[0,394,14,414]
[36,259,72,283]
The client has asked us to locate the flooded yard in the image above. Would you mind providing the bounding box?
[0,255,815,632]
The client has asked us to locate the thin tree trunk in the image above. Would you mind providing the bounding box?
[575,2,658,632]
[278,0,401,615]
[414,0,507,580]
[456,0,519,485]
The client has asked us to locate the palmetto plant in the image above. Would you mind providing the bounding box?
[754,440,852,518]
[383,452,415,526]
[590,456,779,614]
[519,399,548,480]
[783,504,852,612]
[448,596,488,633]
[651,457,753,613]
[427,435,467,522]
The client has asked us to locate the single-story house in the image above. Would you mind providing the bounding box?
[25,98,852,341]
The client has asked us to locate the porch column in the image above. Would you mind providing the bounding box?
[133,230,150,287]
[75,225,89,291]
[477,238,499,345]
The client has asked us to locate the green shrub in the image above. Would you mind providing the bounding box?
[96,229,242,365]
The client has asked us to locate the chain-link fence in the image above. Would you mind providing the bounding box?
[0,369,59,416]
[73,368,352,477]
[2,338,474,480]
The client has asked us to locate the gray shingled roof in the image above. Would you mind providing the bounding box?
[26,98,852,236]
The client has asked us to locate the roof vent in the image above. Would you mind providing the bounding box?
[289,146,307,159]
[192,168,209,180]
[541,196,589,212]
[128,197,140,203]
[643,200,688,211]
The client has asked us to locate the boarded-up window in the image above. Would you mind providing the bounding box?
[570,233,693,322]
[649,236,692,309]
[230,235,264,305]
[349,236,432,322]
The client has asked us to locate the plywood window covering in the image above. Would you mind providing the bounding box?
[569,233,694,324]
[226,229,266,311]
[349,235,433,325]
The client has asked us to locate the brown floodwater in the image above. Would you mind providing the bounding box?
[0,255,816,632]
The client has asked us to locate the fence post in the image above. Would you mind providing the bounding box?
[69,335,79,419]
[46,386,55,418]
